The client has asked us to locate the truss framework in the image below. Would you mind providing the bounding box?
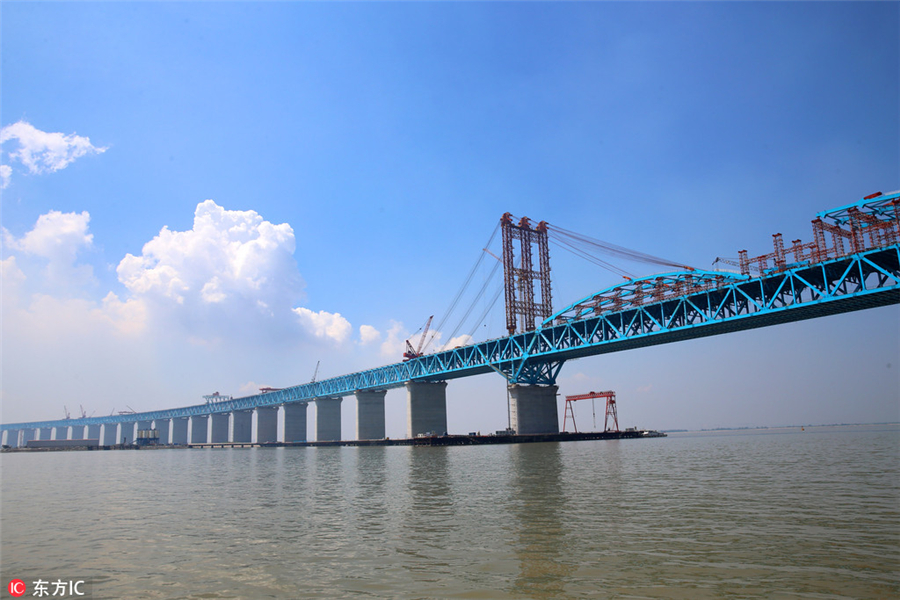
[6,243,897,432]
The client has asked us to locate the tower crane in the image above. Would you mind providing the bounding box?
[403,315,433,361]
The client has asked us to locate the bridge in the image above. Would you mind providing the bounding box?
[3,191,899,447]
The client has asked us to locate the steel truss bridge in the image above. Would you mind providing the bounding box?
[3,191,899,433]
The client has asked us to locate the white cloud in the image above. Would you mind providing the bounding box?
[380,320,408,359]
[118,200,300,307]
[359,324,381,345]
[7,210,92,260]
[0,121,107,185]
[1,256,26,287]
[441,334,473,349]
[4,210,94,287]
[294,307,352,344]
[0,165,11,189]
[99,292,148,335]
[114,199,360,346]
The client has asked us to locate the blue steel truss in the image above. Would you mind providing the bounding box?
[4,195,899,433]
[4,244,897,433]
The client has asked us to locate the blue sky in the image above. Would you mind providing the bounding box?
[2,1,898,436]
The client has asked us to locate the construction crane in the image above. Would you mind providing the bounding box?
[311,360,320,383]
[403,315,434,361]
[202,393,231,404]
[563,391,619,433]
[63,406,71,420]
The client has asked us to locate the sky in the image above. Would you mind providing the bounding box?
[2,1,898,437]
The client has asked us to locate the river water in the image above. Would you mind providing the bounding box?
[1,425,897,599]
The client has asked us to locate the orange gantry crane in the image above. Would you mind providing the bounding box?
[563,390,619,433]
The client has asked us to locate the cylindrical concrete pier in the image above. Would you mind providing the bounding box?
[4,429,19,447]
[508,384,559,434]
[22,429,36,446]
[283,403,307,442]
[101,423,118,446]
[231,411,252,443]
[172,418,189,445]
[210,413,229,443]
[315,397,343,442]
[54,426,69,440]
[87,424,101,441]
[355,390,386,440]
[406,381,448,438]
[39,427,53,440]
[70,425,86,440]
[190,415,208,444]
[255,407,278,444]
[120,422,135,444]
[155,419,171,445]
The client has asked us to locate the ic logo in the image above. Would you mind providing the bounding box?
[8,579,26,597]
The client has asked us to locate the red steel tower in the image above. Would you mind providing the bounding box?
[501,213,553,335]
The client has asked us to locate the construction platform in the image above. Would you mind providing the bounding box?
[190,429,666,449]
[1,430,665,451]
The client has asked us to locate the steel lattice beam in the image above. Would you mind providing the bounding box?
[4,244,898,433]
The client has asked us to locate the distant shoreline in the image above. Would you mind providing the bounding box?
[663,422,899,433]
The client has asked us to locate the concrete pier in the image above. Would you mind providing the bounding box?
[231,411,252,443]
[101,423,117,446]
[508,384,559,434]
[190,415,208,444]
[39,427,53,441]
[4,429,19,447]
[172,418,188,445]
[283,403,307,442]
[155,419,171,445]
[315,397,342,442]
[54,426,69,440]
[120,422,135,444]
[355,390,386,440]
[255,407,278,443]
[210,413,229,443]
[71,425,86,440]
[87,424,101,441]
[406,381,448,438]
[22,429,35,446]
[137,420,152,433]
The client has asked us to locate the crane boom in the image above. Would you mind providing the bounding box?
[416,316,433,355]
[403,315,434,361]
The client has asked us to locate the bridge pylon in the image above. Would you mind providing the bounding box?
[502,213,553,335]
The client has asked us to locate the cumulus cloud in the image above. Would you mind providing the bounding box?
[116,199,354,344]
[1,256,26,287]
[379,320,408,359]
[118,200,301,307]
[294,307,352,343]
[0,121,107,186]
[4,210,94,286]
[359,324,381,345]
[440,334,473,349]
